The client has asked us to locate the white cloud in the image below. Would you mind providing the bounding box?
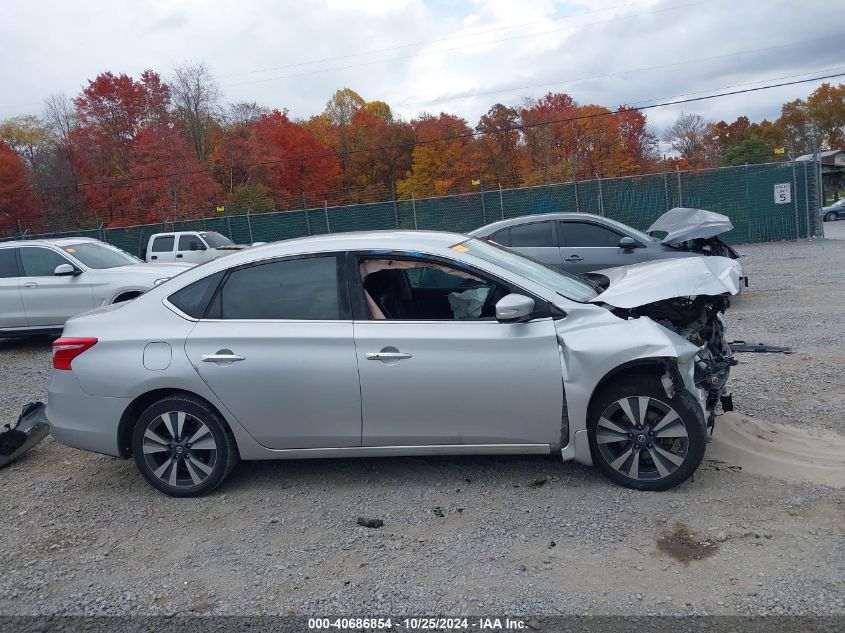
[0,0,842,134]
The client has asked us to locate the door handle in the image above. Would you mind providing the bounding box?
[22,282,38,288]
[366,352,412,361]
[564,255,584,262]
[151,255,157,260]
[176,254,183,258]
[201,353,246,363]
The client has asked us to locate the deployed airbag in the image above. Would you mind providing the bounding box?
[647,207,734,245]
[448,287,490,319]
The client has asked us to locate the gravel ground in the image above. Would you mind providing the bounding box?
[0,223,843,617]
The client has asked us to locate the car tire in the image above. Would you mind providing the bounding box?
[131,394,239,497]
[587,374,707,491]
[825,212,837,222]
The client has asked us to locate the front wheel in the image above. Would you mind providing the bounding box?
[131,395,238,497]
[825,212,838,222]
[588,375,707,491]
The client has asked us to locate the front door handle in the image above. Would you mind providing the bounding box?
[564,255,584,263]
[366,352,412,361]
[201,353,246,363]
[22,282,38,288]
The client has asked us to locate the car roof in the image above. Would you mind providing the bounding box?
[0,236,101,248]
[468,212,606,236]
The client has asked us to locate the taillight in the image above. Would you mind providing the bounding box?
[52,338,98,370]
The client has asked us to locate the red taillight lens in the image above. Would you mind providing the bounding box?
[52,338,98,370]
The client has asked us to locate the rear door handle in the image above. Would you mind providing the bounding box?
[366,352,412,361]
[151,255,157,260]
[22,282,38,288]
[201,353,246,363]
[176,254,183,258]
[564,255,584,262]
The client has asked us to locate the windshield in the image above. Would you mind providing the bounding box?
[201,232,234,248]
[62,242,140,269]
[457,238,598,302]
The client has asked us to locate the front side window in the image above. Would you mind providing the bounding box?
[179,234,206,252]
[152,236,175,252]
[0,248,18,278]
[214,256,340,320]
[558,221,623,248]
[19,247,73,277]
[62,242,139,269]
[508,221,556,247]
[201,232,233,248]
[360,258,509,320]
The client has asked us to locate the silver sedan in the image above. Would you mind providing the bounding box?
[46,231,740,496]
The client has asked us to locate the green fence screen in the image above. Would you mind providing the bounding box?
[8,161,823,255]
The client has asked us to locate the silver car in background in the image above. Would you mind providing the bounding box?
[45,231,740,496]
[0,238,191,336]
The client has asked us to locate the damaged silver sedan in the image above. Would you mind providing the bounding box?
[45,231,739,496]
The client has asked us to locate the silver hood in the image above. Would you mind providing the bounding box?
[647,207,734,245]
[588,256,741,309]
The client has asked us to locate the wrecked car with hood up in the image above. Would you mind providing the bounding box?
[468,207,745,286]
[43,231,738,497]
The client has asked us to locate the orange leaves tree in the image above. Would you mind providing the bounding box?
[248,110,341,208]
[0,139,36,235]
[72,70,215,226]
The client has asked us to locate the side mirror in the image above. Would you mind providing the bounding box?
[619,236,639,250]
[54,263,79,276]
[495,294,535,323]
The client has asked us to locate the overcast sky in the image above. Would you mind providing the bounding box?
[1,0,843,133]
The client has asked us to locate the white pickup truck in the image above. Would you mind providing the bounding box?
[143,231,247,264]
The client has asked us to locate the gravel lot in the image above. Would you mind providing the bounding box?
[1,223,843,617]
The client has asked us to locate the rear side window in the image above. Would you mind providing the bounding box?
[19,247,72,277]
[559,221,622,247]
[215,256,340,320]
[508,221,556,247]
[168,272,224,318]
[0,248,18,278]
[178,234,206,252]
[152,236,175,252]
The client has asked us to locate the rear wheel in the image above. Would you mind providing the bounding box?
[826,212,838,222]
[131,395,238,497]
[588,374,706,491]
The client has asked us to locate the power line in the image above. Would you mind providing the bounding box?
[216,0,657,79]
[223,0,712,89]
[15,71,845,195]
[391,33,845,110]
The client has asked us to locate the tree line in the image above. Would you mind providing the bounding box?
[0,61,843,235]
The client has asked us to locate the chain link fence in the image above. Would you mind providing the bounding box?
[5,161,824,256]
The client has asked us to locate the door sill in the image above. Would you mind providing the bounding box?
[255,443,552,460]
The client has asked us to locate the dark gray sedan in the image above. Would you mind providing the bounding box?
[469,209,741,276]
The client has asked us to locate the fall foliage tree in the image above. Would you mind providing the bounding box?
[249,110,341,206]
[398,113,480,198]
[0,139,36,233]
[663,112,710,165]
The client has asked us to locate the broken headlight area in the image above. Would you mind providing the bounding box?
[614,295,738,428]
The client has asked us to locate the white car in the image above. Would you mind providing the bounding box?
[0,237,191,337]
[143,231,247,265]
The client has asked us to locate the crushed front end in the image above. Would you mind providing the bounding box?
[616,295,737,430]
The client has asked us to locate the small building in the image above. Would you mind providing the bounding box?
[796,149,845,203]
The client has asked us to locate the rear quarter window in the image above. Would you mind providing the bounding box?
[168,272,225,318]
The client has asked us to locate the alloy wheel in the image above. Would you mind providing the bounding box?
[595,396,689,481]
[826,213,837,222]
[141,411,218,488]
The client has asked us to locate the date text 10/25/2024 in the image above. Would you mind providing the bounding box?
[308,617,535,630]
